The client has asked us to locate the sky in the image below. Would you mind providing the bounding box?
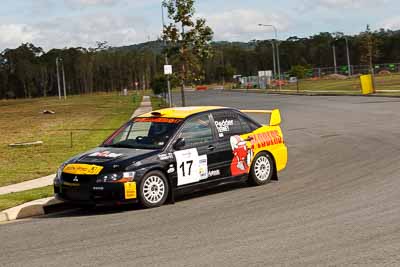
[0,0,399,51]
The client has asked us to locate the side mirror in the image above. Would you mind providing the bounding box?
[173,138,186,150]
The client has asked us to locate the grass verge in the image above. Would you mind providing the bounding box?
[151,96,169,110]
[0,92,141,187]
[0,186,53,211]
[276,74,400,93]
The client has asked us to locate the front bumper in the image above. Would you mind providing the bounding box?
[54,182,138,205]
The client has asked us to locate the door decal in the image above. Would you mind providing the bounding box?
[174,149,208,186]
[230,135,253,176]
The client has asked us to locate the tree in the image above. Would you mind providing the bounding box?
[359,25,381,73]
[288,65,311,79]
[162,0,213,106]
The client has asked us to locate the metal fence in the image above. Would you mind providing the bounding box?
[235,63,400,93]
[281,73,400,93]
[284,63,400,78]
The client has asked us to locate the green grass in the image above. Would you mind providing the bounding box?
[283,78,361,92]
[0,92,142,187]
[0,186,53,211]
[151,96,169,110]
[280,73,400,93]
[374,74,400,91]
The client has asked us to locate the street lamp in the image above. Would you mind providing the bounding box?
[332,32,352,76]
[56,57,62,100]
[56,57,66,100]
[258,24,281,90]
[344,36,352,76]
[332,42,337,74]
[161,1,172,107]
[269,41,277,79]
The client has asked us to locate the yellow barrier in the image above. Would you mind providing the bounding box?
[360,74,374,95]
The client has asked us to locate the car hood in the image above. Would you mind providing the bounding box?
[70,147,159,169]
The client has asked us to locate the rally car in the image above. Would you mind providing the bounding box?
[54,106,288,208]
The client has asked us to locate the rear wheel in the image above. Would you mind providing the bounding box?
[139,170,169,208]
[248,152,274,186]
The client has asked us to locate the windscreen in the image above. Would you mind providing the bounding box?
[103,117,182,149]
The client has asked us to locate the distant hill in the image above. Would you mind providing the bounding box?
[112,40,257,53]
[113,40,165,53]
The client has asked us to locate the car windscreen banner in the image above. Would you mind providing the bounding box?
[134,118,182,124]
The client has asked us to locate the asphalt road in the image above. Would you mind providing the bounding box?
[1,91,400,266]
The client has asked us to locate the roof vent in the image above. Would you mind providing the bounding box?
[151,111,162,117]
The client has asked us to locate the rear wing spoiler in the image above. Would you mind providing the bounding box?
[240,109,282,126]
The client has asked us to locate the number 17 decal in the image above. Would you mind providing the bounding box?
[179,160,193,177]
[174,149,207,186]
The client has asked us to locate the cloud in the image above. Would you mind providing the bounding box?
[204,9,292,41]
[63,0,121,8]
[0,12,156,51]
[296,0,389,12]
[0,24,39,50]
[378,16,400,30]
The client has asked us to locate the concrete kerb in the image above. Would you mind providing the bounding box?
[0,197,64,222]
[0,96,152,222]
[226,88,400,98]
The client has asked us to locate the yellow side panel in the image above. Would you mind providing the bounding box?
[240,125,288,172]
[63,164,104,175]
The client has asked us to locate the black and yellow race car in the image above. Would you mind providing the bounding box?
[54,106,288,208]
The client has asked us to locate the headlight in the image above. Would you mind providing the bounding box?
[54,164,65,186]
[96,172,135,183]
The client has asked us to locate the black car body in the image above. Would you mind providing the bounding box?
[54,106,288,208]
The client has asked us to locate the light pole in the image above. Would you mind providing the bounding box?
[344,36,351,76]
[333,32,352,76]
[56,57,67,100]
[258,24,281,90]
[61,58,67,99]
[269,41,277,79]
[332,43,337,74]
[56,57,62,100]
[161,1,172,107]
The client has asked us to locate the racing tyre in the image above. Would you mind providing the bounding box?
[139,170,169,208]
[248,152,274,186]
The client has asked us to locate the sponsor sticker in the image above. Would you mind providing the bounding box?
[134,117,182,124]
[199,155,208,180]
[249,130,283,149]
[124,182,137,199]
[215,119,234,133]
[63,164,104,175]
[63,182,80,187]
[208,169,221,177]
[159,153,174,161]
[89,151,123,158]
[93,186,104,191]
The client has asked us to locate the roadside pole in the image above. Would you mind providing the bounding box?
[258,24,282,91]
[56,58,61,100]
[333,44,337,74]
[61,59,67,100]
[162,1,172,107]
[270,41,277,80]
[345,37,351,76]
[276,41,282,91]
[164,64,173,107]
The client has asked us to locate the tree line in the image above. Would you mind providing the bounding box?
[1,27,400,99]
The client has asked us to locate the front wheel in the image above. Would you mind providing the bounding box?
[139,170,169,208]
[248,152,274,186]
